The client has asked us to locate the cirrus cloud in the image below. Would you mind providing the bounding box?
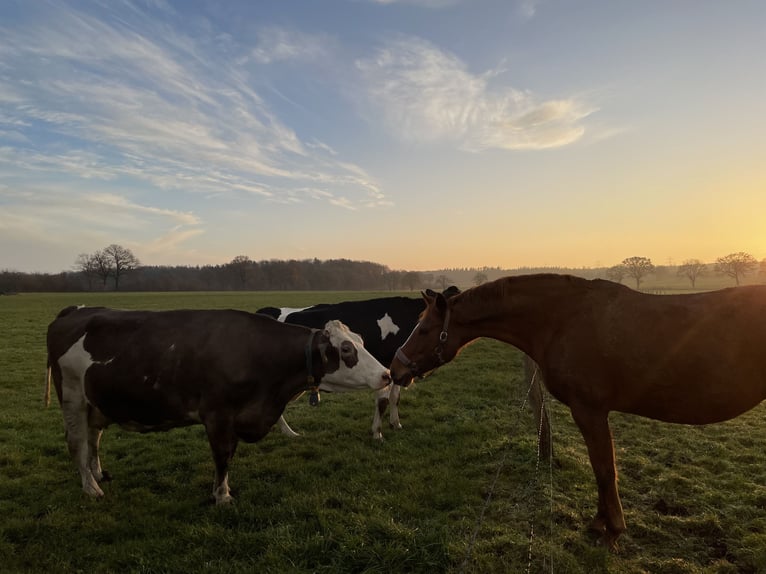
[355,36,593,151]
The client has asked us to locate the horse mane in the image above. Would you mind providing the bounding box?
[455,274,625,314]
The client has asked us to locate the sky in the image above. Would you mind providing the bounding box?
[2,0,765,274]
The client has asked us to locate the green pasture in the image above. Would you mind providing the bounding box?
[2,292,766,573]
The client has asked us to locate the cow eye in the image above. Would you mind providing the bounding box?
[341,341,354,355]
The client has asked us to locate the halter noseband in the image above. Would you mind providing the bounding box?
[395,307,451,380]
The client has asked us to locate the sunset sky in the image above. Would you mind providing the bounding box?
[2,0,765,273]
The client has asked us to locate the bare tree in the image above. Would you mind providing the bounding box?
[606,265,626,284]
[435,274,453,290]
[715,252,757,286]
[677,259,707,288]
[90,250,113,289]
[102,244,140,290]
[228,255,252,288]
[621,256,654,289]
[402,271,422,291]
[74,253,98,290]
[473,272,488,286]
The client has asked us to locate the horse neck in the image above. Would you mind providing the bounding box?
[453,276,582,360]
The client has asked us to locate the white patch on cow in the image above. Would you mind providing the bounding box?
[277,307,308,322]
[318,320,390,393]
[57,335,104,497]
[376,313,400,340]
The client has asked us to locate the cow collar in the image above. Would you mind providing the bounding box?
[305,330,322,406]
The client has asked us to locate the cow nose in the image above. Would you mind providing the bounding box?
[381,370,392,387]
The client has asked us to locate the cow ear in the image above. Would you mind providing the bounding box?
[442,285,461,298]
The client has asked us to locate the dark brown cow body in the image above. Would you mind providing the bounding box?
[390,274,766,548]
[47,306,390,503]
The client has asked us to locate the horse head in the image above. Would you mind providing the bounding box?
[390,288,459,386]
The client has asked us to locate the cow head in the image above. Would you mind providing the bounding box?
[316,320,391,392]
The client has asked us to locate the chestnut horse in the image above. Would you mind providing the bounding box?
[390,274,766,549]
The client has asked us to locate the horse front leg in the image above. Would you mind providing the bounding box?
[570,404,626,550]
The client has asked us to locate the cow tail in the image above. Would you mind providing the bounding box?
[44,358,51,407]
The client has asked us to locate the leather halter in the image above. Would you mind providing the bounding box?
[395,307,451,380]
[305,330,322,406]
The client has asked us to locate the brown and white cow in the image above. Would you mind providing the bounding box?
[45,306,390,503]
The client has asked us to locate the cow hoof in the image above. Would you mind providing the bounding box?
[214,494,234,505]
[389,422,402,430]
[84,484,105,498]
[372,432,383,440]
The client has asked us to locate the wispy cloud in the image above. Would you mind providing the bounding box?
[249,27,334,64]
[0,3,383,210]
[355,36,592,151]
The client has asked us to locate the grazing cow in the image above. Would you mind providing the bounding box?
[45,306,390,503]
[257,287,475,440]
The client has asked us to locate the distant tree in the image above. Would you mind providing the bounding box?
[228,255,252,288]
[102,244,140,290]
[621,256,654,289]
[74,253,98,290]
[90,250,113,289]
[715,252,757,286]
[402,271,422,291]
[384,270,403,291]
[677,259,707,288]
[435,274,453,290]
[473,272,488,286]
[606,265,626,284]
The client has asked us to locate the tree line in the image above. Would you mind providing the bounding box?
[0,247,430,293]
[2,246,765,294]
[604,252,763,289]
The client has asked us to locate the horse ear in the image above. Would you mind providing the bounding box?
[435,293,448,312]
[423,288,437,301]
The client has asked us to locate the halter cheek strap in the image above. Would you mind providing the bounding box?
[396,308,451,379]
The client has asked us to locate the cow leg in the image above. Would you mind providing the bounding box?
[570,404,625,550]
[87,407,111,482]
[86,427,105,482]
[61,388,103,498]
[205,418,239,504]
[278,415,300,438]
[371,385,390,440]
[388,383,402,430]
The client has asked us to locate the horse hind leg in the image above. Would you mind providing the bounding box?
[570,404,626,550]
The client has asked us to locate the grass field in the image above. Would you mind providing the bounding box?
[2,291,766,573]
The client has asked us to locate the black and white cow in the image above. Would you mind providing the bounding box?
[45,306,390,503]
[257,287,460,439]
